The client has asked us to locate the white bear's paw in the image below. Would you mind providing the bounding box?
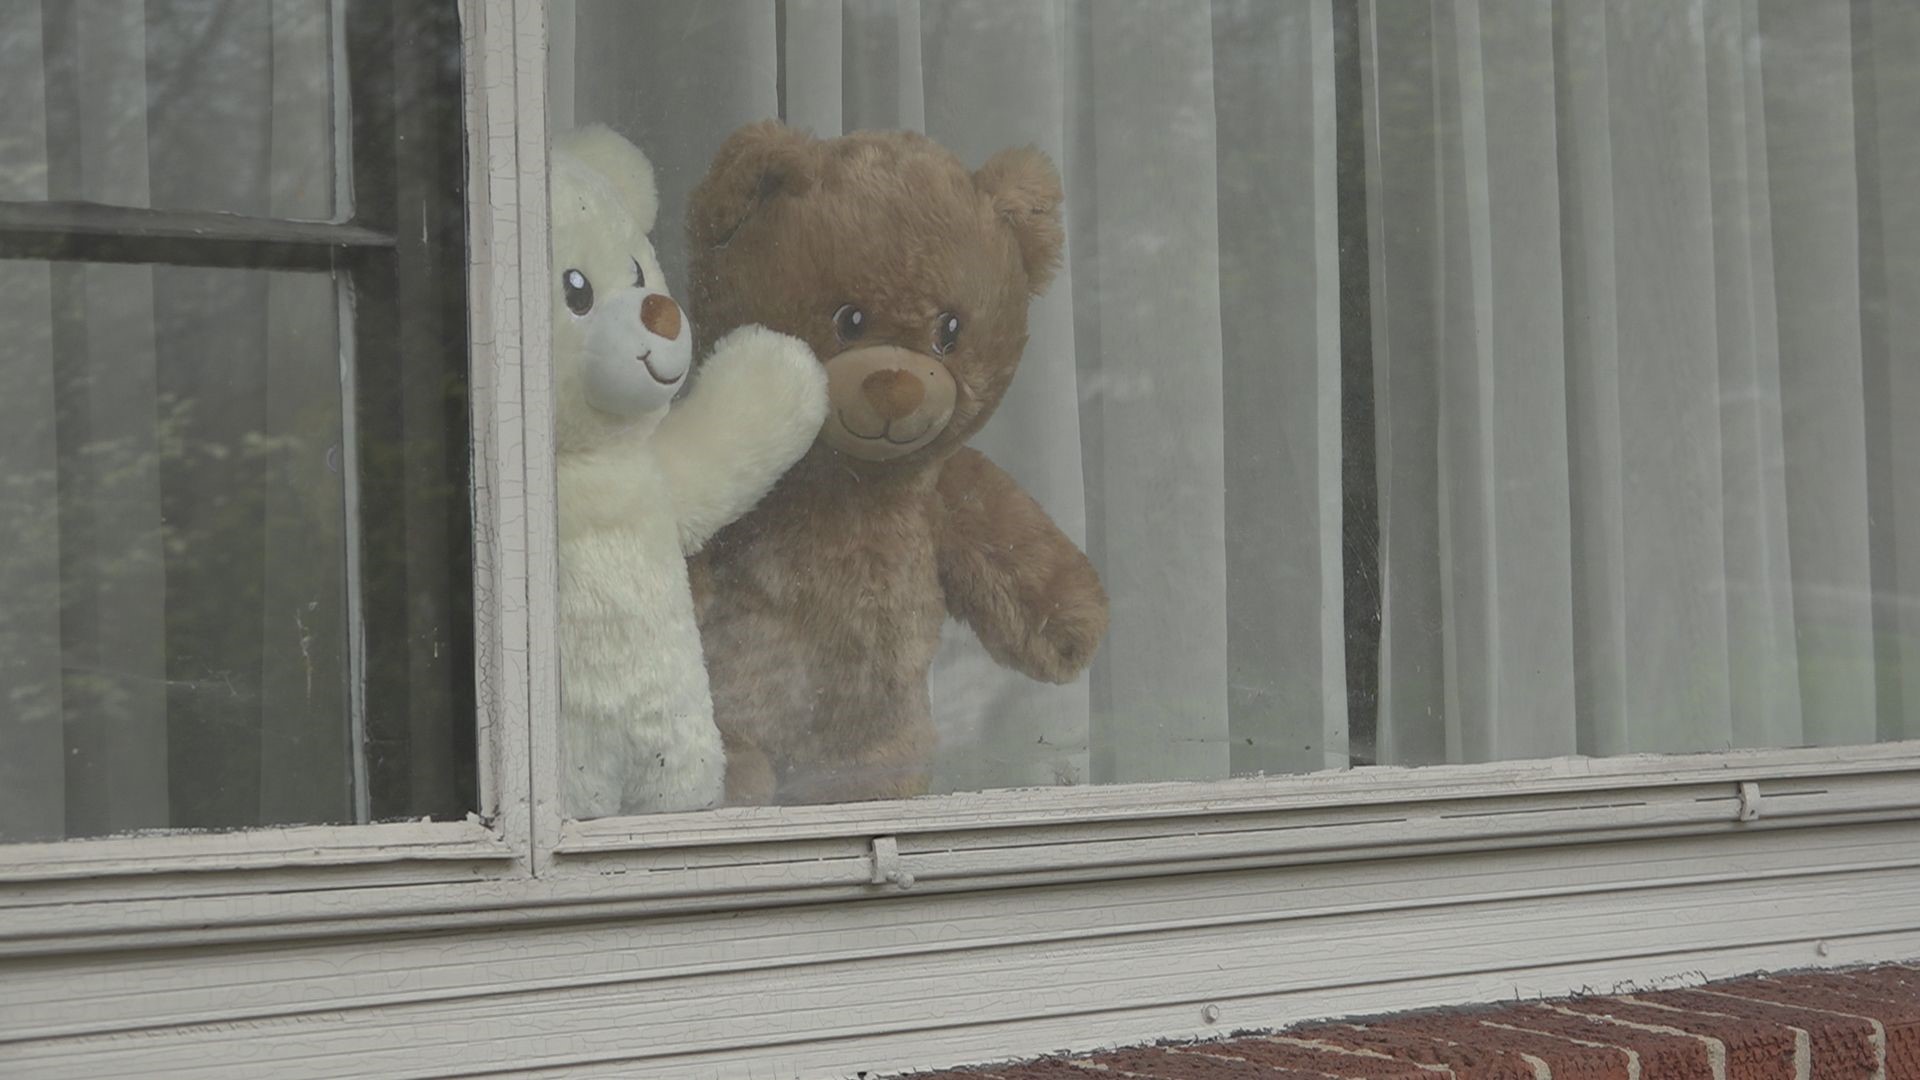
[700,325,830,435]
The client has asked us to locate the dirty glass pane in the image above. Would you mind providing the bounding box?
[4,0,341,223]
[0,0,473,843]
[545,0,1917,818]
[0,261,359,840]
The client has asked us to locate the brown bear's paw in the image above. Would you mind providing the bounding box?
[1021,586,1109,684]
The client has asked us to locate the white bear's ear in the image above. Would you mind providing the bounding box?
[553,123,659,233]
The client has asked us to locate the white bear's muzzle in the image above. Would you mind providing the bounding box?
[583,287,694,418]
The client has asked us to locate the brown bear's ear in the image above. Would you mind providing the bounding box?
[688,121,814,252]
[974,145,1065,296]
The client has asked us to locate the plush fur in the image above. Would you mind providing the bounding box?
[686,123,1109,805]
[553,125,827,817]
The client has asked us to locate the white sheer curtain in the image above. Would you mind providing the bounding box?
[0,0,345,840]
[1365,0,1920,765]
[557,0,1918,794]
[555,0,1918,790]
[555,0,1350,792]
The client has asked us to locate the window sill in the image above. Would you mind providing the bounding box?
[0,817,512,884]
[5,743,1915,958]
[552,741,1920,891]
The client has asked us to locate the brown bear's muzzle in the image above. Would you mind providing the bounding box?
[860,368,925,420]
[821,344,957,462]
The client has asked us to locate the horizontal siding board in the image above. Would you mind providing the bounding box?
[10,822,1916,1036]
[5,824,1920,1078]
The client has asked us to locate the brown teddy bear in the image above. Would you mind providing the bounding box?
[685,122,1109,805]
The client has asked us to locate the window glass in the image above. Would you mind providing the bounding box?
[548,0,1919,817]
[0,0,474,842]
[6,0,342,222]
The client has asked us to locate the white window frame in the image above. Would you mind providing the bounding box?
[4,0,1919,987]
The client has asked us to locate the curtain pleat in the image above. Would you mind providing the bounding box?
[1363,0,1450,765]
[1436,0,1578,763]
[46,0,171,834]
[919,1,1095,792]
[1213,0,1348,778]
[1369,0,1918,762]
[1076,0,1233,783]
[0,0,65,841]
[1572,0,1736,755]
[1759,0,1879,746]
[0,0,344,840]
[257,0,349,826]
[1705,0,1804,752]
[1856,0,1920,744]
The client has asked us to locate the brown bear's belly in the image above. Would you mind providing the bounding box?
[699,503,945,804]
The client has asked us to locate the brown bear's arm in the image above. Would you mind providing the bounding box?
[934,447,1108,684]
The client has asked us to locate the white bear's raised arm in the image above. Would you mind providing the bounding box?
[654,325,828,553]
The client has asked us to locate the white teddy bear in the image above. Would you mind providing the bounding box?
[550,126,827,817]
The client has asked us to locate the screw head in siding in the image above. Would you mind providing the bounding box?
[1203,1003,1222,1024]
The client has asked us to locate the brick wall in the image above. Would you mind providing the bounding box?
[901,963,1920,1080]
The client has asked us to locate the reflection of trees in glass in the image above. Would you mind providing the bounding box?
[0,0,338,218]
[3,0,475,839]
[0,263,360,840]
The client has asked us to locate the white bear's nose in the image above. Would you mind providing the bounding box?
[641,293,683,340]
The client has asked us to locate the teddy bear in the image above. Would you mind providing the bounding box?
[550,124,827,818]
[684,122,1110,805]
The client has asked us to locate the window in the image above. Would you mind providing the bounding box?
[0,0,474,842]
[546,0,1918,817]
[2,4,1918,1077]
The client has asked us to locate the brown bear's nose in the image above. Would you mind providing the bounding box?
[640,293,682,340]
[861,369,925,421]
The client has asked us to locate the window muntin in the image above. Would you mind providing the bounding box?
[0,0,475,842]
[546,0,1918,819]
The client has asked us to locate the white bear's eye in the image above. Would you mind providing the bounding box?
[933,312,962,355]
[563,269,593,315]
[630,257,646,289]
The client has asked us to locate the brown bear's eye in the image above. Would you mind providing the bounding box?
[563,269,593,315]
[933,312,961,355]
[833,303,867,342]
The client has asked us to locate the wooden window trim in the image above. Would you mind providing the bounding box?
[0,201,392,270]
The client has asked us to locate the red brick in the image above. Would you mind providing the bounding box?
[885,963,1920,1080]
[1368,1013,1631,1080]
[1774,969,1920,1009]
[1491,1004,1713,1080]
[1728,975,1920,1080]
[1559,995,1798,1080]
[1196,1037,1438,1079]
[1289,1022,1540,1080]
[1639,988,1880,1080]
